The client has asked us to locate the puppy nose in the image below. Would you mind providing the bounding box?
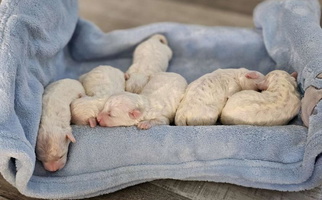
[44,164,60,172]
[97,113,102,122]
[96,113,107,126]
[43,161,65,172]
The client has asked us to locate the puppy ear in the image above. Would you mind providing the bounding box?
[245,71,260,79]
[66,133,76,143]
[124,73,130,80]
[291,72,298,80]
[129,109,141,119]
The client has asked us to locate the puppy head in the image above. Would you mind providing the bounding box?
[149,34,173,60]
[97,92,143,127]
[71,96,106,127]
[257,70,298,90]
[238,69,265,91]
[36,126,76,172]
[150,34,168,45]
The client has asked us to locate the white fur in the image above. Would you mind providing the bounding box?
[79,65,125,97]
[71,65,125,127]
[175,68,265,126]
[221,70,301,126]
[36,79,85,172]
[125,34,173,94]
[97,72,187,129]
[70,96,109,127]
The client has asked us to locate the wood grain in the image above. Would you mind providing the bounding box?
[84,182,190,200]
[0,175,38,200]
[167,0,262,15]
[152,179,322,200]
[79,0,253,33]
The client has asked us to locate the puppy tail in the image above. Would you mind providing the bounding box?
[175,106,219,126]
[125,73,149,94]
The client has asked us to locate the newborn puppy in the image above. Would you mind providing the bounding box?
[36,79,85,172]
[175,68,265,126]
[79,65,125,97]
[221,70,300,126]
[125,34,173,94]
[71,65,125,127]
[97,72,187,129]
[71,96,109,127]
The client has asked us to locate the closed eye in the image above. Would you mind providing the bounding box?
[108,111,115,117]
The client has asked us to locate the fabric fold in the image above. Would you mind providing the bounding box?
[0,0,322,199]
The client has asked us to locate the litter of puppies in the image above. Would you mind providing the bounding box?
[36,34,305,171]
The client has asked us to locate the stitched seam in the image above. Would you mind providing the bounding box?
[30,159,303,184]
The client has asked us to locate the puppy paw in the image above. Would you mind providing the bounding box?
[137,121,152,130]
[174,113,187,126]
[88,117,97,128]
[176,108,218,126]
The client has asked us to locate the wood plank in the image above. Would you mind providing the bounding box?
[87,182,190,200]
[0,174,189,200]
[165,0,262,15]
[2,173,322,200]
[0,175,37,200]
[79,0,253,33]
[167,0,322,16]
[152,179,322,200]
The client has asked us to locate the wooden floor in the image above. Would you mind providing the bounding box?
[2,0,322,199]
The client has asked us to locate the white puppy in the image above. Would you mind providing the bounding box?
[125,34,173,94]
[71,65,125,127]
[97,72,187,129]
[175,68,265,126]
[79,65,125,97]
[70,96,109,127]
[221,70,300,126]
[36,79,85,172]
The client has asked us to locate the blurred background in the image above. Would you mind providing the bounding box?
[78,0,260,33]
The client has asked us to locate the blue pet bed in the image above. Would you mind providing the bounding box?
[1,0,322,199]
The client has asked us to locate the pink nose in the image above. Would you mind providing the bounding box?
[97,114,102,123]
[96,113,107,126]
[43,161,65,172]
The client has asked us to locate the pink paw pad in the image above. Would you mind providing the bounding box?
[137,121,152,130]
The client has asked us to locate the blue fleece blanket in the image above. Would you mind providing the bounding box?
[0,0,322,199]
